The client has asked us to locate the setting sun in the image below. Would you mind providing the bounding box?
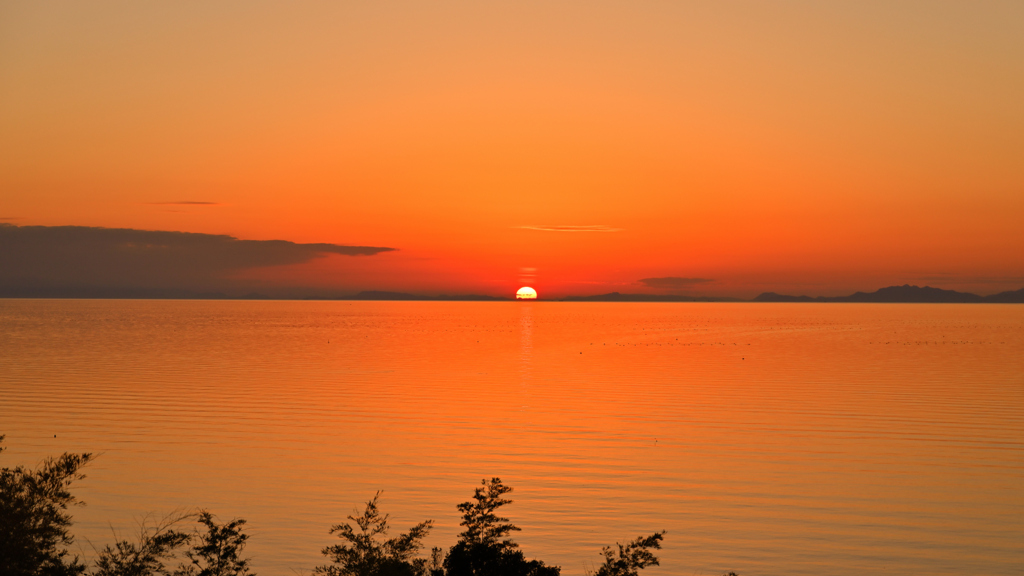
[516,287,537,300]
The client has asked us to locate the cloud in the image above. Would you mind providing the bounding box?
[0,224,395,296]
[515,225,623,232]
[147,201,221,205]
[639,277,714,289]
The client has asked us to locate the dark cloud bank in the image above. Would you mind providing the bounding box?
[0,224,394,298]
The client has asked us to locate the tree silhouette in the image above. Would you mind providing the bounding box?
[588,532,664,576]
[0,434,94,576]
[178,511,252,576]
[455,478,520,550]
[443,478,559,576]
[314,492,434,576]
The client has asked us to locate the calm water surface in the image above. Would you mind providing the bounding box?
[1,300,1022,575]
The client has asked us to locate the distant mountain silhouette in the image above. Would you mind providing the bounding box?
[844,285,983,303]
[754,284,1023,303]
[561,292,740,302]
[984,287,1024,303]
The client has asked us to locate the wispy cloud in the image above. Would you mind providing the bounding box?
[515,225,622,232]
[147,201,221,206]
[0,217,22,221]
[639,277,714,288]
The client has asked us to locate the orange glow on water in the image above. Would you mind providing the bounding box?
[1,301,1021,574]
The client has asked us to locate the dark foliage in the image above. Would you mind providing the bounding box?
[3,436,678,576]
[443,544,559,576]
[1,436,256,576]
[92,514,192,576]
[442,478,559,576]
[0,434,94,576]
[314,492,433,576]
[454,478,520,550]
[588,532,664,576]
[427,548,445,576]
[91,510,255,576]
[179,511,252,576]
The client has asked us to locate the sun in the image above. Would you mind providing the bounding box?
[515,286,537,300]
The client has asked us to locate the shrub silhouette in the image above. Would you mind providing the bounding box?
[314,491,434,576]
[3,437,676,576]
[179,511,253,576]
[1,436,254,576]
[92,512,253,576]
[587,532,664,576]
[0,434,94,576]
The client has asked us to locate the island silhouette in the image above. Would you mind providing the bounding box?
[542,285,1022,303]
[752,284,1024,303]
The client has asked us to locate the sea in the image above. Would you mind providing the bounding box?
[1,299,1021,575]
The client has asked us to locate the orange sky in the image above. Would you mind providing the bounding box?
[2,1,1022,298]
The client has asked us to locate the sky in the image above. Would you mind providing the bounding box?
[2,1,1022,298]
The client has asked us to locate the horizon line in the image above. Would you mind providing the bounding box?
[1,284,1021,303]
